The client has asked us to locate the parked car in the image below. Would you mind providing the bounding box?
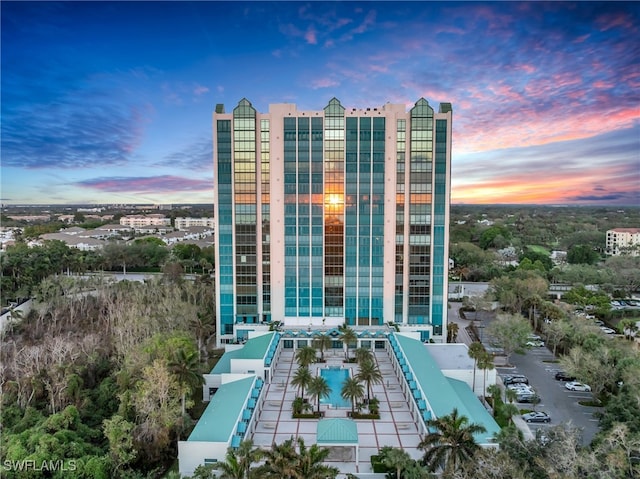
[554,371,576,382]
[528,334,542,341]
[565,382,591,392]
[522,411,551,423]
[600,326,616,334]
[526,340,545,347]
[507,383,534,392]
[503,375,529,385]
[594,320,605,326]
[517,393,541,403]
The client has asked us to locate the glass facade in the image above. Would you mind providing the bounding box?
[408,99,433,323]
[214,98,451,343]
[323,99,345,317]
[233,100,258,324]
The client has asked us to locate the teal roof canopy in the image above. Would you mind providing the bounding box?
[394,334,500,444]
[316,418,358,444]
[210,332,275,374]
[188,377,254,442]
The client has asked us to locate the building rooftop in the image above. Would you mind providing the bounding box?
[426,343,474,370]
[188,376,254,442]
[395,334,500,444]
[210,332,275,374]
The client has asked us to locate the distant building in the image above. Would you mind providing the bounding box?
[606,228,640,256]
[175,217,215,230]
[120,214,171,227]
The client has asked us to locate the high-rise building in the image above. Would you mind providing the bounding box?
[213,98,452,346]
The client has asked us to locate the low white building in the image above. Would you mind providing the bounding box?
[120,214,171,227]
[175,217,215,230]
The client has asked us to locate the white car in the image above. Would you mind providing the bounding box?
[526,340,545,347]
[600,327,616,334]
[565,382,591,392]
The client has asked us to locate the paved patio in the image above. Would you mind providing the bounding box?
[250,348,424,474]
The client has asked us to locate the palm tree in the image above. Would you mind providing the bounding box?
[308,375,331,415]
[295,345,317,369]
[467,342,485,394]
[290,366,313,399]
[378,446,413,479]
[254,437,300,478]
[168,348,204,416]
[501,403,520,425]
[353,347,373,365]
[214,439,263,479]
[356,358,383,402]
[477,350,495,399]
[447,322,459,343]
[486,384,502,408]
[297,436,339,479]
[312,333,332,362]
[418,408,487,476]
[504,387,517,404]
[255,437,338,479]
[341,377,365,414]
[339,324,358,361]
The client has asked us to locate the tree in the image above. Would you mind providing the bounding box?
[485,314,532,366]
[291,366,313,399]
[467,342,485,394]
[356,359,384,402]
[378,446,413,479]
[567,244,600,265]
[618,318,639,340]
[308,376,331,415]
[214,440,263,479]
[312,333,332,361]
[103,415,137,473]
[295,345,317,369]
[339,324,358,361]
[418,408,487,476]
[353,347,373,365]
[477,351,495,399]
[297,436,340,478]
[168,348,204,416]
[254,437,338,479]
[560,345,617,401]
[341,377,365,414]
[447,323,459,343]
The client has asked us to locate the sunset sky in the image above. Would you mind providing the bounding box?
[1,1,638,206]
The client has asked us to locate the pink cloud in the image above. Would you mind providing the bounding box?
[310,77,339,89]
[305,26,317,45]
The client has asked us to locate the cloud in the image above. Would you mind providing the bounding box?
[310,77,340,89]
[193,84,209,96]
[75,175,212,194]
[1,96,147,169]
[155,139,213,171]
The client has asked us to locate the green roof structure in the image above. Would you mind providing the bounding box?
[210,332,275,374]
[188,376,254,442]
[394,333,500,444]
[317,418,359,444]
[316,418,360,466]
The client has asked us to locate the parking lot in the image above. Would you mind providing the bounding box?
[500,345,602,445]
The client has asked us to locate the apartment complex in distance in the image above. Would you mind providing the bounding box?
[606,228,640,256]
[213,98,452,345]
[175,217,215,230]
[119,214,171,227]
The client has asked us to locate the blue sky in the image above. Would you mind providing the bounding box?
[1,1,638,205]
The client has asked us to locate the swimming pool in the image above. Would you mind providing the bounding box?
[319,367,351,408]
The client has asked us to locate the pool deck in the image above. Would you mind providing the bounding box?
[250,349,423,474]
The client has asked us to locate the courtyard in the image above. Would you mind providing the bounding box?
[250,347,424,475]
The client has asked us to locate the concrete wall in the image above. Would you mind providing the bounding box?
[178,440,228,477]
